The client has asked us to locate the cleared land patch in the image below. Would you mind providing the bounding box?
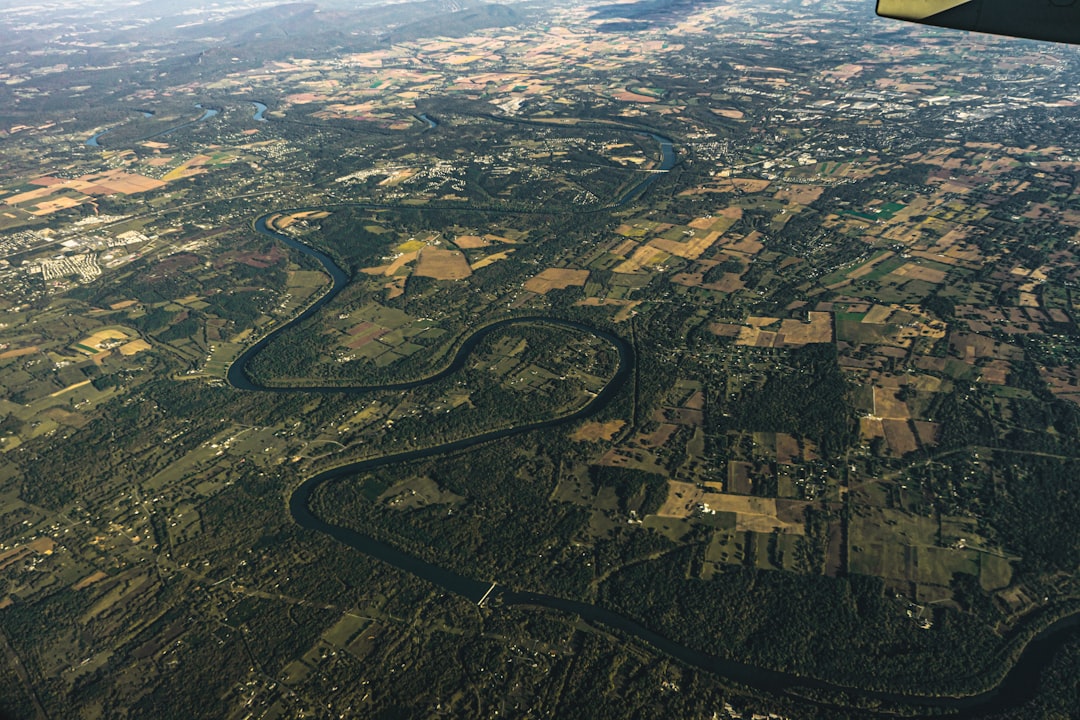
[414,247,472,280]
[572,420,625,442]
[887,262,948,284]
[524,268,589,293]
[0,346,39,360]
[736,312,832,347]
[700,492,806,534]
[471,250,514,271]
[118,339,151,355]
[73,328,135,355]
[882,419,919,455]
[656,480,704,518]
[454,234,489,249]
[872,386,910,419]
[613,246,670,274]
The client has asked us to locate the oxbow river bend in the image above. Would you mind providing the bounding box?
[224,128,1078,717]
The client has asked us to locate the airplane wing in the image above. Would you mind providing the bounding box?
[877,0,1080,45]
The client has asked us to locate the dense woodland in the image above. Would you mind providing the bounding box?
[2,0,1080,717]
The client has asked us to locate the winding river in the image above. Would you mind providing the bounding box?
[85,105,217,147]
[225,126,1077,717]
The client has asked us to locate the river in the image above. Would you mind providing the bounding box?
[226,126,1077,718]
[86,109,153,146]
[85,105,217,147]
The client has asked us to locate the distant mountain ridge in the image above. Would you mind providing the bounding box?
[590,0,717,29]
[382,4,522,43]
[138,1,522,46]
[171,3,321,41]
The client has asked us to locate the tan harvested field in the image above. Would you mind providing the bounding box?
[883,419,919,455]
[716,207,743,220]
[861,417,886,440]
[75,170,165,195]
[524,267,589,293]
[615,223,647,237]
[776,433,800,464]
[5,170,163,213]
[656,481,704,518]
[937,226,971,246]
[872,386,910,419]
[1019,292,1039,308]
[109,300,138,310]
[454,234,489,249]
[888,262,948,284]
[746,316,777,329]
[9,190,58,209]
[773,185,823,204]
[722,232,765,255]
[613,90,658,103]
[778,312,833,344]
[690,214,739,234]
[823,62,863,81]
[445,54,485,65]
[736,312,832,347]
[914,421,940,446]
[613,245,669,274]
[76,328,131,353]
[612,238,638,256]
[0,345,38,360]
[471,250,514,271]
[912,374,944,393]
[119,339,151,356]
[712,108,745,119]
[30,197,82,214]
[700,492,806,534]
[949,332,1024,362]
[380,250,420,276]
[647,233,710,260]
[708,322,743,337]
[415,247,471,280]
[736,324,777,347]
[684,180,769,195]
[730,178,772,193]
[863,304,895,324]
[572,420,625,442]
